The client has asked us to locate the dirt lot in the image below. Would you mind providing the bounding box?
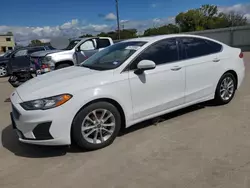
[0,53,250,188]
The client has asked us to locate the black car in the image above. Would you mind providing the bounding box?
[0,46,51,77]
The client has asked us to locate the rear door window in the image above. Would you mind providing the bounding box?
[28,47,45,54]
[97,39,111,48]
[180,37,222,59]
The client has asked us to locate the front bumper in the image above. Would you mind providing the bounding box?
[10,91,73,146]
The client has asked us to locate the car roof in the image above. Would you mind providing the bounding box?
[123,34,223,44]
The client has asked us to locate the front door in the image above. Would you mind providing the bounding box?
[128,38,186,120]
[9,49,29,71]
[75,39,98,65]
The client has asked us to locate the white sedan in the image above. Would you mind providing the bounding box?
[10,34,245,150]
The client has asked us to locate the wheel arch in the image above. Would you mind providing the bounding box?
[223,70,238,89]
[55,60,74,68]
[70,97,126,141]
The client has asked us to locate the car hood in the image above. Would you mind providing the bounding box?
[0,56,9,62]
[30,50,64,57]
[16,66,113,101]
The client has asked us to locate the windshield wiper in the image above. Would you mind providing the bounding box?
[81,64,98,70]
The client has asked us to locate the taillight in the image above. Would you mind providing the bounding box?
[41,64,49,69]
[239,52,243,58]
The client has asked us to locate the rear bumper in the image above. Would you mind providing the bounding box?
[237,67,245,89]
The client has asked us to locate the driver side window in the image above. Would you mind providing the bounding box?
[14,49,28,57]
[79,40,95,51]
[130,38,178,70]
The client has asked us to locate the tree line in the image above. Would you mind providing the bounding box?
[29,4,248,46]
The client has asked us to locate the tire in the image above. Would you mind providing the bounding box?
[56,63,71,70]
[0,65,8,77]
[214,72,237,105]
[72,102,121,151]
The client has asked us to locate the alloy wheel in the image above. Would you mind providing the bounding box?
[219,76,235,101]
[0,66,7,77]
[81,109,116,144]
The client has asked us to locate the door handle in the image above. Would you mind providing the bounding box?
[213,58,220,62]
[171,66,182,71]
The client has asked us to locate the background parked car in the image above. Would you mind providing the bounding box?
[0,46,52,77]
[29,37,114,70]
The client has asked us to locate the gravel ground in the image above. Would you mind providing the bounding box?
[0,53,250,188]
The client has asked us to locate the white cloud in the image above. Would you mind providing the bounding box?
[3,3,249,46]
[104,13,117,21]
[60,19,79,29]
[121,17,175,32]
[120,20,129,23]
[245,14,250,20]
[0,16,176,45]
[219,3,250,20]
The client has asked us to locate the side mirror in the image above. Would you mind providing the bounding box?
[135,60,156,74]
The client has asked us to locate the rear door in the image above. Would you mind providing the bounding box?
[178,37,223,103]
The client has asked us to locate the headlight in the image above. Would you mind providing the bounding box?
[20,94,72,110]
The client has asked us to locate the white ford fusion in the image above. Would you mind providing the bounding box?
[10,34,245,150]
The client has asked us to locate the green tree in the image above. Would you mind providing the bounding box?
[144,24,179,36]
[29,39,43,46]
[220,11,248,27]
[6,31,13,36]
[175,4,248,32]
[97,29,138,40]
[79,34,93,38]
[175,9,205,32]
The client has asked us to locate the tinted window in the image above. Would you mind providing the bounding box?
[181,37,221,59]
[28,47,45,54]
[131,38,178,70]
[14,49,28,57]
[205,40,222,53]
[97,39,111,48]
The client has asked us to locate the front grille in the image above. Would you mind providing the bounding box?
[12,104,21,120]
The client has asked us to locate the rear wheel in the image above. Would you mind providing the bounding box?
[214,73,236,105]
[72,102,121,150]
[0,65,7,77]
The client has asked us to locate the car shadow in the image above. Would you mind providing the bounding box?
[1,125,85,158]
[119,101,213,136]
[1,100,214,158]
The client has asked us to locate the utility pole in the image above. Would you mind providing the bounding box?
[115,0,121,40]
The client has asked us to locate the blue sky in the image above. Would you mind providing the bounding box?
[0,0,249,44]
[0,0,249,26]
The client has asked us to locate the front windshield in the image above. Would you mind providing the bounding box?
[3,50,13,57]
[64,40,81,50]
[81,41,146,70]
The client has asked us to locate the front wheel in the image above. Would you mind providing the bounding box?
[214,73,237,105]
[72,102,121,150]
[0,65,8,77]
